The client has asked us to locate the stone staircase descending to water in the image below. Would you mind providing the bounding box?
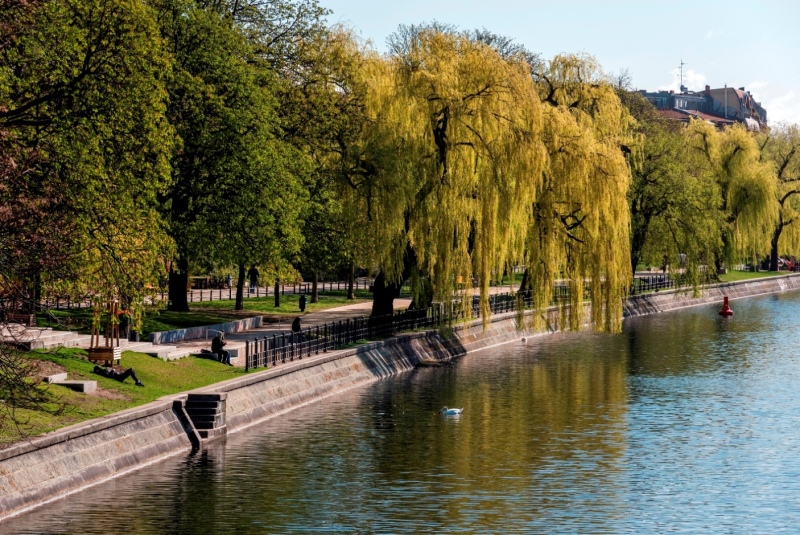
[0,323,199,361]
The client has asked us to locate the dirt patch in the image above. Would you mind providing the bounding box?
[30,359,67,379]
[91,388,130,401]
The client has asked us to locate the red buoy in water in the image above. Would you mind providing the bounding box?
[719,296,734,317]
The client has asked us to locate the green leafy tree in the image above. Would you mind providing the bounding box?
[339,28,632,331]
[619,91,720,283]
[759,123,800,270]
[156,0,307,311]
[0,0,174,429]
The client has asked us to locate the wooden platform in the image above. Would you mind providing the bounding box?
[87,346,122,366]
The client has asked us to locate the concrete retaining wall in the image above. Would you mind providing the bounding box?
[207,309,553,434]
[0,399,196,519]
[4,273,800,520]
[624,274,800,317]
[149,316,263,344]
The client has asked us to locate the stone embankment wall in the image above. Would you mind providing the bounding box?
[624,274,800,317]
[3,274,800,520]
[0,398,199,519]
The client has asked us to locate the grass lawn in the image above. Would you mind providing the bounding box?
[1,347,247,448]
[718,270,790,282]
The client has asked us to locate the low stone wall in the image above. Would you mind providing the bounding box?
[624,274,800,317]
[148,316,263,344]
[0,398,198,519]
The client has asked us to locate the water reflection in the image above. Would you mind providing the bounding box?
[6,291,800,533]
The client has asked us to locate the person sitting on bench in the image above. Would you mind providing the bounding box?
[93,365,144,387]
[212,332,231,365]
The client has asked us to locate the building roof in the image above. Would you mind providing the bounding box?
[656,108,738,127]
[683,110,736,125]
[657,109,690,121]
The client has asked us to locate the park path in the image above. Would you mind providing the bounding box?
[169,298,413,362]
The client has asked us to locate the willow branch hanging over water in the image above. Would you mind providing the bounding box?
[338,30,633,332]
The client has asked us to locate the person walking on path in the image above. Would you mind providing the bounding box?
[247,265,259,293]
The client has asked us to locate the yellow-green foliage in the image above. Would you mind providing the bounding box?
[759,123,800,256]
[686,120,777,260]
[348,34,632,332]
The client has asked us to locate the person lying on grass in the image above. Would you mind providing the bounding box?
[93,365,145,387]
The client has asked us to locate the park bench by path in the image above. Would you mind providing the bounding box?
[6,313,36,327]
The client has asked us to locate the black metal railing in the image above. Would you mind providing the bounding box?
[242,271,742,370]
[244,291,536,370]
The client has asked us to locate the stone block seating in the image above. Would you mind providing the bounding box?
[43,374,97,393]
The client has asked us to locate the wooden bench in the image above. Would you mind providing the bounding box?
[87,346,122,366]
[6,313,36,327]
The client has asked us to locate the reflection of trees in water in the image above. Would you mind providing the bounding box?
[354,340,630,526]
[625,299,778,378]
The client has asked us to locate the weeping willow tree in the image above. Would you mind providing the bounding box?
[340,28,633,332]
[685,120,777,269]
[525,54,634,332]
[758,123,800,270]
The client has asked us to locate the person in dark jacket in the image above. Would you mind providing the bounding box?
[212,332,231,365]
[93,365,144,387]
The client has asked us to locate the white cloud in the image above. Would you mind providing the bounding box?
[705,29,724,40]
[730,80,800,124]
[658,69,708,92]
[763,90,800,125]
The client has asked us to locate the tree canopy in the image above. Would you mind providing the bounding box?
[334,28,633,331]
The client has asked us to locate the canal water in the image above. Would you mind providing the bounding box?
[5,291,800,534]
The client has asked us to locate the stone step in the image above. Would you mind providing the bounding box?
[184,401,220,410]
[120,341,157,352]
[192,421,217,430]
[43,373,68,383]
[186,413,222,423]
[31,333,90,349]
[144,345,179,359]
[52,380,97,393]
[55,335,93,348]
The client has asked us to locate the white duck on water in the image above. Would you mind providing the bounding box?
[440,406,463,415]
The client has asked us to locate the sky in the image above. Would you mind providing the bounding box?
[320,0,800,124]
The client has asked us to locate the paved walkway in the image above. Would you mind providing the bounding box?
[170,298,413,363]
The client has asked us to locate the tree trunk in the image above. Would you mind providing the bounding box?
[518,269,530,294]
[274,279,280,308]
[311,269,319,303]
[235,264,246,310]
[347,259,355,300]
[370,270,402,317]
[629,211,650,277]
[168,257,189,311]
[770,223,783,272]
[311,271,319,303]
[370,245,416,317]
